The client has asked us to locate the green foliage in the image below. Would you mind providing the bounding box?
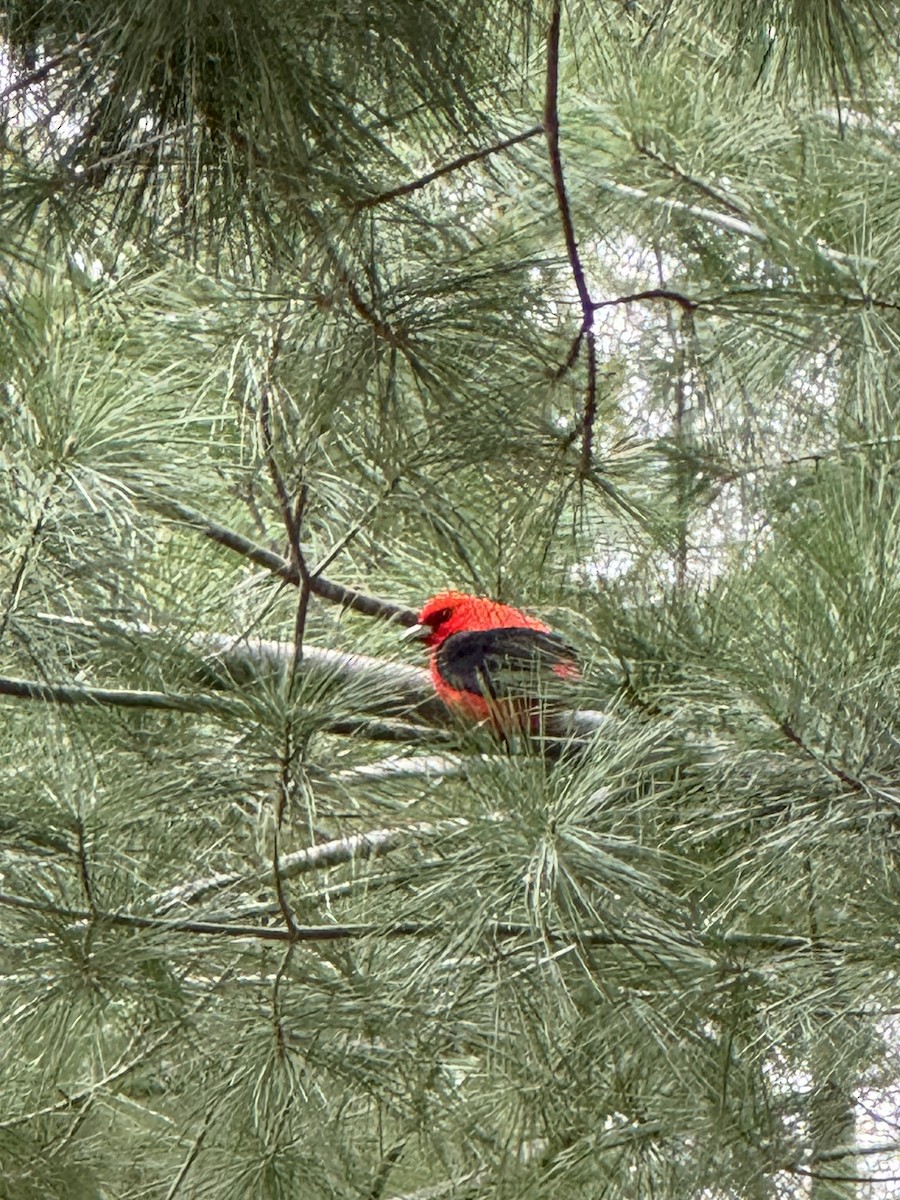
[1,1,899,1197]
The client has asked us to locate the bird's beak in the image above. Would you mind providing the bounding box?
[399,622,429,642]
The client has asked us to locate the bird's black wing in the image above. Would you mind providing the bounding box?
[435,626,579,703]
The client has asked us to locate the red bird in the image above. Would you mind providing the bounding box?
[403,590,579,727]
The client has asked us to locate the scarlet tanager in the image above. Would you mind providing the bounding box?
[403,590,579,727]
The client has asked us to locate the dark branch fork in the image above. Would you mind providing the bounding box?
[544,11,710,477]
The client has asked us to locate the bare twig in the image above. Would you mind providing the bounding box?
[321,239,406,349]
[633,141,750,218]
[779,720,865,793]
[580,329,597,478]
[594,178,879,272]
[553,329,584,380]
[0,31,106,106]
[311,479,399,577]
[544,1,597,473]
[75,820,95,915]
[786,1165,900,1185]
[257,377,312,658]
[355,125,543,210]
[544,4,592,320]
[140,494,417,624]
[814,1142,900,1162]
[592,287,698,314]
[369,1140,407,1198]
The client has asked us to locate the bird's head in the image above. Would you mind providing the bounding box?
[401,591,475,647]
[401,591,546,647]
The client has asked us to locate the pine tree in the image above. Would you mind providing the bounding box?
[1,2,899,1197]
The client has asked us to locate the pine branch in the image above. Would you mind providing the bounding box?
[142,494,417,625]
[786,1165,900,1185]
[813,1142,900,1162]
[0,962,235,1132]
[544,4,592,323]
[0,673,236,715]
[0,890,436,942]
[163,1106,216,1200]
[595,179,878,272]
[0,887,846,954]
[354,125,543,210]
[0,670,453,747]
[633,140,751,219]
[0,30,105,105]
[544,0,597,473]
[256,374,312,661]
[33,612,614,737]
[778,720,865,793]
[592,287,699,315]
[154,819,469,910]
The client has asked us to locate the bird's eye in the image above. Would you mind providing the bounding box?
[427,607,453,627]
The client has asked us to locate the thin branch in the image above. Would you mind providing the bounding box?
[320,238,406,349]
[140,494,417,624]
[553,329,584,380]
[256,364,312,663]
[815,1142,900,1161]
[258,382,297,551]
[544,4,593,320]
[594,179,878,272]
[0,475,59,644]
[335,754,463,781]
[544,1,597,473]
[369,1141,407,1199]
[311,479,398,577]
[0,673,236,714]
[385,1171,488,1200]
[779,720,865,793]
[786,1164,900,1184]
[592,287,698,314]
[273,751,303,936]
[0,891,435,942]
[0,671,453,745]
[355,125,543,210]
[155,820,468,911]
[75,820,95,915]
[163,1106,216,1200]
[596,179,769,243]
[0,889,854,958]
[0,30,106,106]
[309,716,452,743]
[633,140,750,218]
[580,329,597,478]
